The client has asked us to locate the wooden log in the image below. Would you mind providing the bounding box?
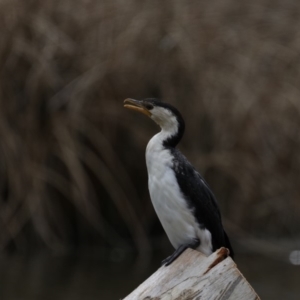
[124,248,260,300]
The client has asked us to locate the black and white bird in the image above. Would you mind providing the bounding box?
[124,98,234,266]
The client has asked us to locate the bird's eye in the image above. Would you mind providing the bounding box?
[144,103,153,110]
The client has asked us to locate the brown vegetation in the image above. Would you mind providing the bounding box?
[1,0,300,258]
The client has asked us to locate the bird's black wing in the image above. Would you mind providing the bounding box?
[170,148,233,257]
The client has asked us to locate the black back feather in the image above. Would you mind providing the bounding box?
[170,148,234,258]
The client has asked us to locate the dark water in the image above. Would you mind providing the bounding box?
[0,251,299,299]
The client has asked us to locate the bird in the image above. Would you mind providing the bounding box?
[124,98,234,266]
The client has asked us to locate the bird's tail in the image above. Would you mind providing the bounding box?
[224,230,234,260]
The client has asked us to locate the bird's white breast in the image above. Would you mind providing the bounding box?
[146,133,213,255]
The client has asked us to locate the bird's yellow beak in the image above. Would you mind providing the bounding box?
[124,98,152,117]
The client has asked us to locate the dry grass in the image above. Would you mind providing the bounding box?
[0,0,300,257]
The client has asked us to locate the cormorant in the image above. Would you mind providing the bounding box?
[124,98,234,266]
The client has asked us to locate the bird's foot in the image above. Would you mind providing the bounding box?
[161,238,200,266]
[161,255,174,266]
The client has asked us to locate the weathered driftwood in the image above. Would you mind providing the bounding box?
[124,248,260,300]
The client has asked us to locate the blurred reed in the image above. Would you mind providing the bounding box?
[0,0,300,260]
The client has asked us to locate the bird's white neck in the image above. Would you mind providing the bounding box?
[145,129,176,176]
[150,126,178,148]
[145,109,185,173]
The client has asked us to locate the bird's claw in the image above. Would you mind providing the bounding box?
[161,239,200,266]
[161,255,172,266]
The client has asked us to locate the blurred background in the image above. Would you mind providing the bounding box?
[0,0,300,299]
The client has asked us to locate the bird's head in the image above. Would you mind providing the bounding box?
[124,98,185,147]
